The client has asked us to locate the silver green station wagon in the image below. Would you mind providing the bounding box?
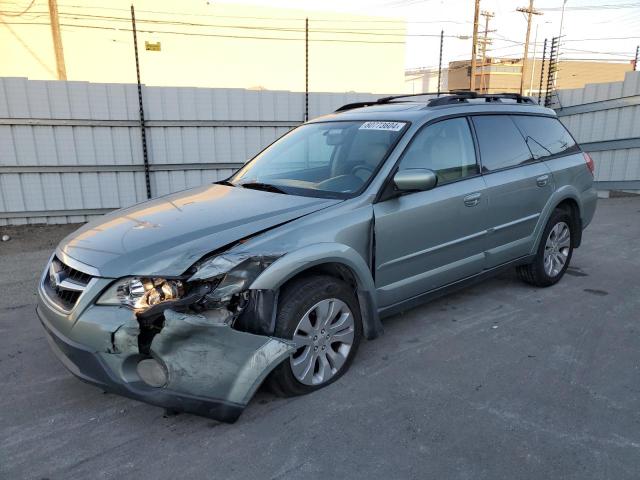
[37,92,597,422]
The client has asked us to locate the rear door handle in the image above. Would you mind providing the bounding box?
[536,174,550,187]
[463,192,482,207]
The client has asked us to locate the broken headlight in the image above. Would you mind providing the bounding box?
[189,253,281,301]
[97,277,184,311]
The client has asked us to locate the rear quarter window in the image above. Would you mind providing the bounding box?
[512,115,579,160]
[471,115,533,172]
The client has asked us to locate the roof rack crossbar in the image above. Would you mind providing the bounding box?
[428,91,536,107]
[334,91,537,113]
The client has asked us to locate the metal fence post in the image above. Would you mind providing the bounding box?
[545,36,559,107]
[538,38,547,105]
[131,4,152,200]
[305,18,309,122]
[437,30,444,96]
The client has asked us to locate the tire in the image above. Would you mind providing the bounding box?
[268,275,362,397]
[517,208,574,287]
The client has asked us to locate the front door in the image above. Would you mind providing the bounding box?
[374,117,488,308]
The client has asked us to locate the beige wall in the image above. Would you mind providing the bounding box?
[447,58,633,95]
[0,0,405,93]
[404,68,448,93]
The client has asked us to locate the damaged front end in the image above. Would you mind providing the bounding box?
[38,252,296,423]
[106,252,287,351]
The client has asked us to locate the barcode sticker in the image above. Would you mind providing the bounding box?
[359,121,406,132]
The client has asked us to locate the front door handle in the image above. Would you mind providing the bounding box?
[463,192,482,207]
[536,174,550,187]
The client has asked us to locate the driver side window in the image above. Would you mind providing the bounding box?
[399,117,478,184]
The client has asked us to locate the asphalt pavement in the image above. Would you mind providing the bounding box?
[1,197,639,479]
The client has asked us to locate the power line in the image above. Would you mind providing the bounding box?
[562,47,635,57]
[8,15,636,54]
[3,6,637,57]
[1,14,478,40]
[540,2,640,10]
[563,36,640,42]
[49,2,474,24]
[2,20,412,44]
[1,10,476,38]
[0,0,36,16]
[5,10,412,31]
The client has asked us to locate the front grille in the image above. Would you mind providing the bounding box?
[42,256,93,311]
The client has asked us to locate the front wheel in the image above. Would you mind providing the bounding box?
[268,275,362,397]
[517,209,574,287]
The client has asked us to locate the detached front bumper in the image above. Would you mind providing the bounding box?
[37,293,294,423]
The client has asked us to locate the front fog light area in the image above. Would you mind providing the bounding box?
[98,277,184,311]
[136,358,168,387]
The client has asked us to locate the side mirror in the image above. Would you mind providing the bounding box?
[393,168,437,192]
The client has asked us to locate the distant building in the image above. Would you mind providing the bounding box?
[404,67,448,93]
[1,0,406,93]
[447,57,634,96]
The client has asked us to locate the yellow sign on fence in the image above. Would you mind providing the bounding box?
[145,41,161,52]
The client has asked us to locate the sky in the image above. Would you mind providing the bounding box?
[220,0,640,69]
[2,0,638,79]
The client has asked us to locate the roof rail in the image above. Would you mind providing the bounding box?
[334,92,443,112]
[376,92,443,103]
[333,91,537,113]
[428,91,537,106]
[334,101,382,112]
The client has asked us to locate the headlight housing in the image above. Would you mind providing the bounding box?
[97,277,184,311]
[189,253,281,301]
[97,253,280,312]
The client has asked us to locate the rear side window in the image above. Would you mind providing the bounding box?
[399,117,478,184]
[512,115,579,160]
[472,115,533,172]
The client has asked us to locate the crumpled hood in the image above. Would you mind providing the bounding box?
[59,184,339,278]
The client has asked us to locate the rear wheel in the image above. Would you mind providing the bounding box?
[517,209,574,287]
[268,275,362,397]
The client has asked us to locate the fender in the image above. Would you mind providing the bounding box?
[249,242,382,339]
[530,185,583,254]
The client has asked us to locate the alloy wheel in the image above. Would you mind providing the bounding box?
[544,221,571,277]
[290,298,355,386]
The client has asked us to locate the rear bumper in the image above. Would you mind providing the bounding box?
[38,306,246,422]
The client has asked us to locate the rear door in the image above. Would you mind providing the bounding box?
[374,117,488,308]
[471,114,555,268]
[511,114,583,188]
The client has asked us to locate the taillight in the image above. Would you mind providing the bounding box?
[583,152,595,176]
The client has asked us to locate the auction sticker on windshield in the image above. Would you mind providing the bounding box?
[359,121,406,131]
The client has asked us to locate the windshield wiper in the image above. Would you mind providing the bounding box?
[215,180,235,187]
[239,182,288,195]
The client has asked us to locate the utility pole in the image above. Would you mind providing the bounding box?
[437,29,444,95]
[634,45,639,71]
[555,0,568,88]
[517,0,542,94]
[470,0,481,91]
[528,22,540,95]
[48,0,67,80]
[478,10,494,93]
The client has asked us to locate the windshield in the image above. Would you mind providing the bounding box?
[230,120,408,198]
